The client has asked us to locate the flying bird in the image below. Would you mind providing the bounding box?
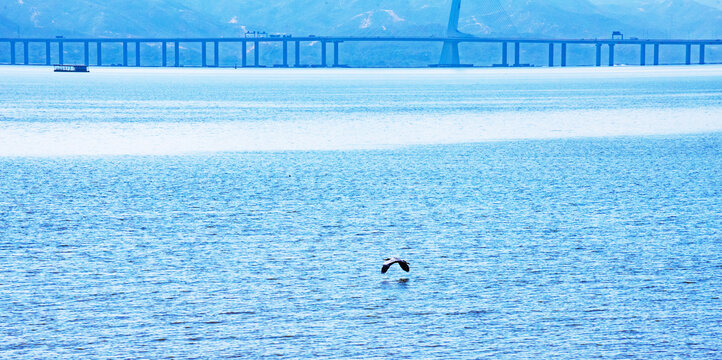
[381,257,410,274]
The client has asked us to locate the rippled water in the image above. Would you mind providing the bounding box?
[0,66,721,358]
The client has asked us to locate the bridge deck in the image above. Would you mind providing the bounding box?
[2,36,722,45]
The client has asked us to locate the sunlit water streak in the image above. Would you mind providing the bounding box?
[0,66,720,358]
[0,66,721,156]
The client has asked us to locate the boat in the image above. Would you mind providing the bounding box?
[54,64,89,73]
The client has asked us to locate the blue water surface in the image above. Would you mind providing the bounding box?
[0,66,721,358]
[1,137,720,358]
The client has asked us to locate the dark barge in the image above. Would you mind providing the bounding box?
[54,64,89,72]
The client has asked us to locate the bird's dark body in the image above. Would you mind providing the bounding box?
[382,257,410,274]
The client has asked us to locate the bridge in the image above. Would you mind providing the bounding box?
[1,36,719,68]
[1,0,720,68]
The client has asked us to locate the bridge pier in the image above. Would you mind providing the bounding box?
[135,42,141,66]
[242,42,247,67]
[254,41,260,66]
[282,41,288,67]
[58,41,64,65]
[700,44,705,64]
[295,41,301,67]
[174,41,180,67]
[214,41,219,67]
[97,42,102,66]
[321,41,327,67]
[202,41,207,67]
[46,41,51,65]
[84,41,89,66]
[608,43,615,66]
[162,42,167,66]
[654,43,660,65]
[640,44,646,66]
[595,43,602,66]
[685,44,691,65]
[23,41,29,65]
[561,43,567,67]
[548,43,554,67]
[123,42,128,66]
[514,42,520,66]
[501,42,508,66]
[10,41,15,65]
[333,42,340,67]
[439,40,460,66]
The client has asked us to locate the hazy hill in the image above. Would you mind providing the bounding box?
[589,0,722,38]
[4,0,722,38]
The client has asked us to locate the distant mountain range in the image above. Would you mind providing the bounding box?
[2,0,721,66]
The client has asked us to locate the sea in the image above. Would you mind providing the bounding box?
[0,65,720,359]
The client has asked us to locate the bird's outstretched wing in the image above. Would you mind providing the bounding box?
[381,262,392,274]
[399,260,410,272]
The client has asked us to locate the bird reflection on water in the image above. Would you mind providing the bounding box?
[381,278,410,288]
